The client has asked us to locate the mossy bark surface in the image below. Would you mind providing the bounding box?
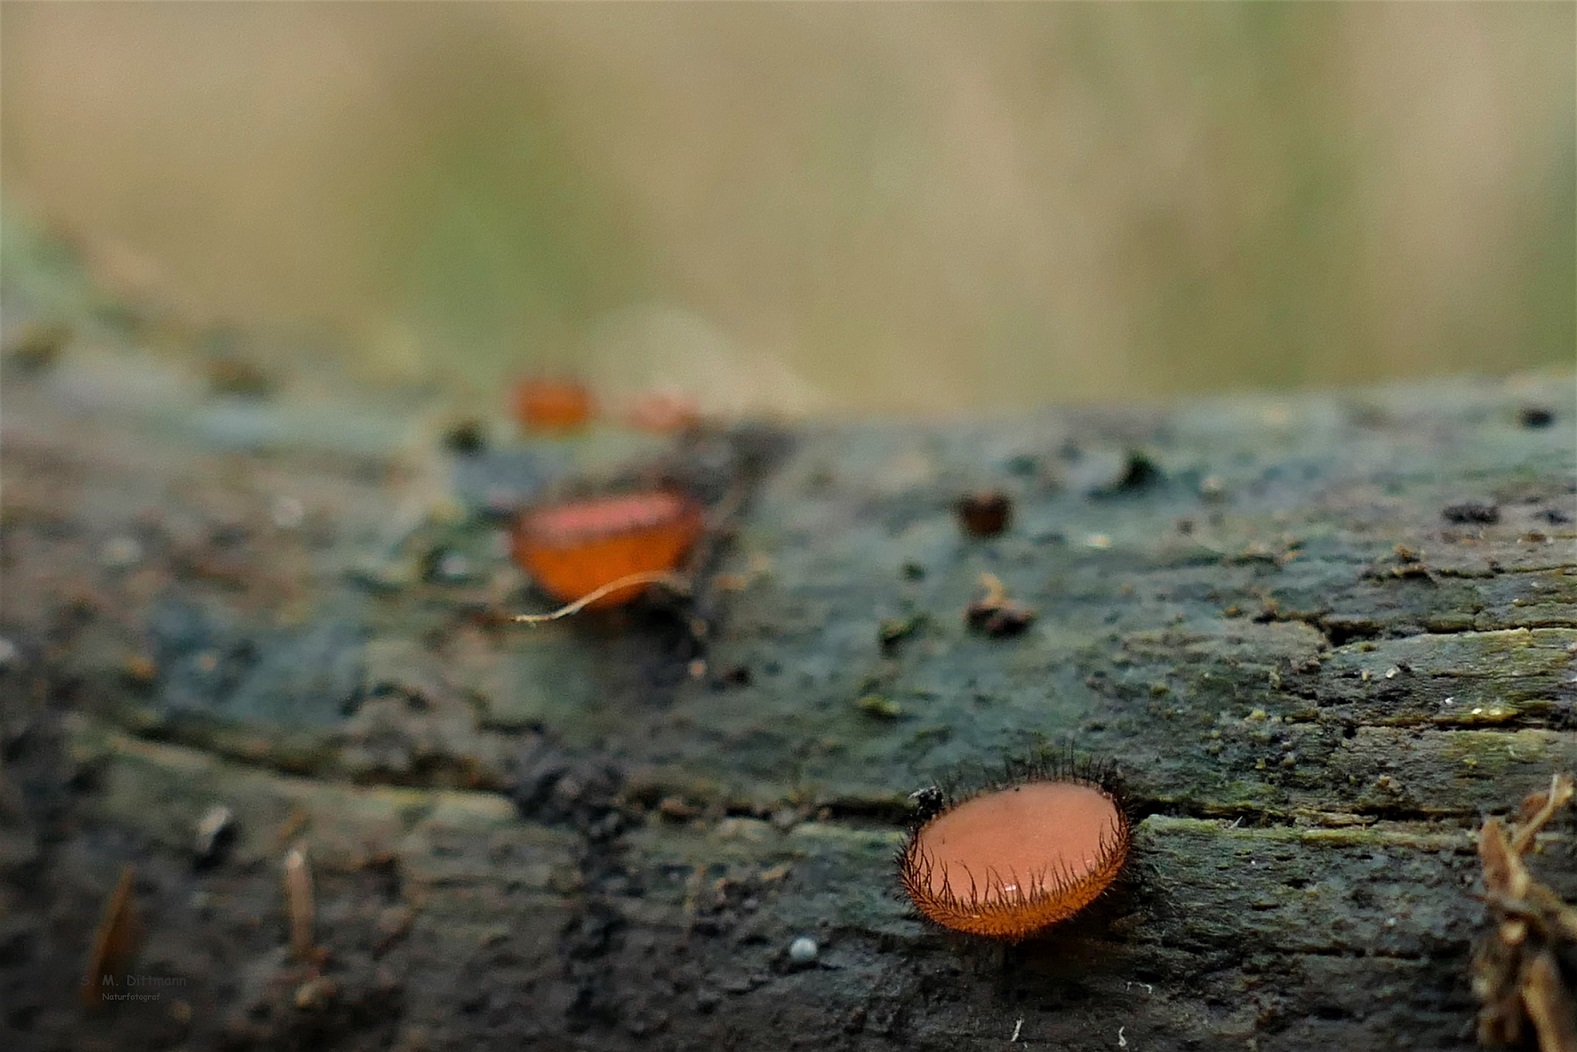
[1,351,1573,1050]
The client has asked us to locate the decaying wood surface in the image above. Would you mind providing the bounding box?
[0,308,1573,1050]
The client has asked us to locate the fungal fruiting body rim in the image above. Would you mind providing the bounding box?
[896,758,1135,942]
[512,491,703,608]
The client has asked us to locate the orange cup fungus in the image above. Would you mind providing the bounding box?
[513,376,595,434]
[512,491,703,609]
[898,763,1132,941]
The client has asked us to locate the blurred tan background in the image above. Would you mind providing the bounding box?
[2,2,1572,415]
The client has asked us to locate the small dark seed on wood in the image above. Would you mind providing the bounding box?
[1442,500,1500,524]
[445,420,487,455]
[1518,406,1554,429]
[955,491,1012,537]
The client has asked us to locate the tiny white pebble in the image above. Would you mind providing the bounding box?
[1385,916,1397,928]
[788,936,818,964]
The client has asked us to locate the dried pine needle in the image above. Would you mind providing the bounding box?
[1521,951,1577,1052]
[512,571,691,625]
[283,841,315,962]
[1474,772,1577,1052]
[1511,774,1575,856]
[83,863,139,1006]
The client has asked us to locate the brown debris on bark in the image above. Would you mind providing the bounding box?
[1473,773,1577,1052]
[82,864,140,1006]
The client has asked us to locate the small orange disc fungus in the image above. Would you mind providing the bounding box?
[512,491,703,609]
[898,770,1131,941]
[513,376,594,434]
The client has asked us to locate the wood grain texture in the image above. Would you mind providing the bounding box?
[1,354,1572,1050]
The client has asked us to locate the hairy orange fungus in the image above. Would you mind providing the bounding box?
[898,769,1131,941]
[514,377,594,433]
[512,491,703,609]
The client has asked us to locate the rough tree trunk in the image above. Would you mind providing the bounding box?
[1,336,1573,1051]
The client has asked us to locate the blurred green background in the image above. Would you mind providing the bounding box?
[2,1,1572,415]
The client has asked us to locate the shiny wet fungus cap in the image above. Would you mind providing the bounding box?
[512,491,703,609]
[899,777,1131,941]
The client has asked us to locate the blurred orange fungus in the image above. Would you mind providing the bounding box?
[512,491,704,609]
[513,377,595,434]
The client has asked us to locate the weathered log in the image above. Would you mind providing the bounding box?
[0,343,1572,1050]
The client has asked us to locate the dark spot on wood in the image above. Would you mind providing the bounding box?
[1091,450,1165,498]
[1005,454,1041,477]
[444,420,487,455]
[954,491,1012,537]
[1518,406,1554,429]
[3,322,70,374]
[1441,500,1500,525]
[206,355,273,399]
[712,665,752,689]
[965,601,1035,637]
